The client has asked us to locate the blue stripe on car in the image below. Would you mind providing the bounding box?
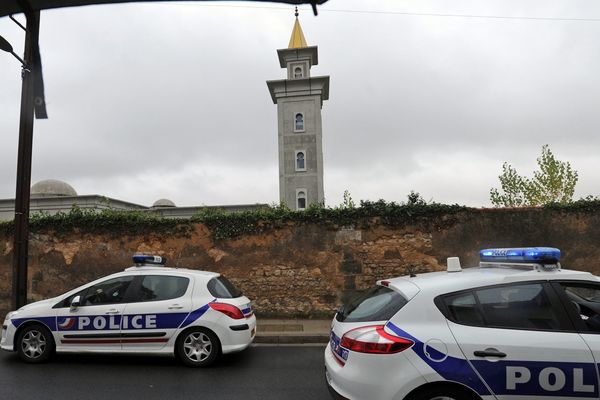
[178,301,213,329]
[11,316,57,331]
[386,322,599,398]
[11,303,213,332]
[471,359,598,397]
[385,322,491,396]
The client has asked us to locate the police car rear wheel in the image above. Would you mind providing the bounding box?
[430,398,457,400]
[408,386,479,400]
[17,324,54,363]
[177,328,220,367]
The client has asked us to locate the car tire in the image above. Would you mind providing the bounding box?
[16,324,55,364]
[408,385,480,400]
[176,328,221,367]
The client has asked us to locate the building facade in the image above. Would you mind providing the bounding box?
[0,179,267,221]
[267,13,329,210]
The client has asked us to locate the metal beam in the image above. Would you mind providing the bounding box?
[0,1,328,19]
[11,10,39,310]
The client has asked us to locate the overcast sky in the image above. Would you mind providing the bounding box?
[1,0,599,208]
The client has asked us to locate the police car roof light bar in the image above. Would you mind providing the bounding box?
[132,254,166,266]
[479,261,561,272]
[479,247,560,264]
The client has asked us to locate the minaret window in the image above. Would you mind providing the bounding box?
[294,113,305,132]
[296,151,306,171]
[296,190,307,210]
[294,66,303,79]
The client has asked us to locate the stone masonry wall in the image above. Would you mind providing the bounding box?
[1,207,599,319]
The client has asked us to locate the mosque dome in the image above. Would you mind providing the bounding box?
[30,179,77,198]
[152,198,176,208]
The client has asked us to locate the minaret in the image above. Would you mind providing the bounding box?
[267,8,330,210]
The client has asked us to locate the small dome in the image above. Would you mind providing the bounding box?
[152,198,176,208]
[31,179,77,198]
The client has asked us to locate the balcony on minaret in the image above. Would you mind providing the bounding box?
[266,12,330,107]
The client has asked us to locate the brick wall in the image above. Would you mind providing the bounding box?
[1,207,599,319]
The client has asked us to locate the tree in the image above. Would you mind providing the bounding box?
[406,190,427,206]
[490,145,578,207]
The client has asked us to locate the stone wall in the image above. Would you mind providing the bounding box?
[1,207,599,319]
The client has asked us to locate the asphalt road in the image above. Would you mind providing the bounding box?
[0,345,332,400]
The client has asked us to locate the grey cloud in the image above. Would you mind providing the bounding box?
[1,0,600,207]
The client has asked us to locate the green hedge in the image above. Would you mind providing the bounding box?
[0,207,194,237]
[1,198,598,241]
[192,200,470,240]
[0,200,468,240]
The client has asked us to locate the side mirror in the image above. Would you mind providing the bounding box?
[70,295,81,311]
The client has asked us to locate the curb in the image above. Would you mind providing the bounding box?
[254,334,329,344]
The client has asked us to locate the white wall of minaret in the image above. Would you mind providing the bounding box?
[266,9,330,210]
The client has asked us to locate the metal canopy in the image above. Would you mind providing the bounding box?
[0,0,328,18]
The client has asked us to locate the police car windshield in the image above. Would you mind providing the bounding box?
[337,285,408,323]
[207,276,243,299]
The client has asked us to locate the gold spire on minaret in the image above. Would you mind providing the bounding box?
[288,7,308,49]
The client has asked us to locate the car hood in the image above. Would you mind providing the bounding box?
[14,297,59,316]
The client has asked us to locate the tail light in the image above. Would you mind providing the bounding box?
[340,325,413,354]
[209,302,244,320]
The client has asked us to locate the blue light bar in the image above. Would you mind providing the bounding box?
[479,247,560,264]
[132,254,166,265]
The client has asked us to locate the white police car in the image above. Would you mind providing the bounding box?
[1,255,256,367]
[325,247,600,400]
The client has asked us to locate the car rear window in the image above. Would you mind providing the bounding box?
[336,285,408,323]
[207,276,243,298]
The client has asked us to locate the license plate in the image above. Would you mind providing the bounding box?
[242,303,253,317]
[330,331,348,361]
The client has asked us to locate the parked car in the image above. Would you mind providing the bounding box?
[325,247,600,400]
[1,254,255,367]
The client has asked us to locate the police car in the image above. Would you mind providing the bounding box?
[325,247,600,400]
[1,255,256,367]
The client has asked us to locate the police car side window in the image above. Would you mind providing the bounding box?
[80,276,134,306]
[475,283,563,330]
[59,288,88,308]
[136,275,189,302]
[444,292,485,326]
[559,283,600,333]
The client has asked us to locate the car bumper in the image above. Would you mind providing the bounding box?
[324,343,426,400]
[1,322,15,352]
[326,365,350,400]
[220,315,256,354]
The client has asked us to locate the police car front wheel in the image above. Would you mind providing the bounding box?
[176,328,220,367]
[16,324,55,363]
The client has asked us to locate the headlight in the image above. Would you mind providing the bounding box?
[5,311,18,320]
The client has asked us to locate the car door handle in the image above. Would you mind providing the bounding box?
[168,304,183,310]
[474,348,507,358]
[105,309,120,314]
